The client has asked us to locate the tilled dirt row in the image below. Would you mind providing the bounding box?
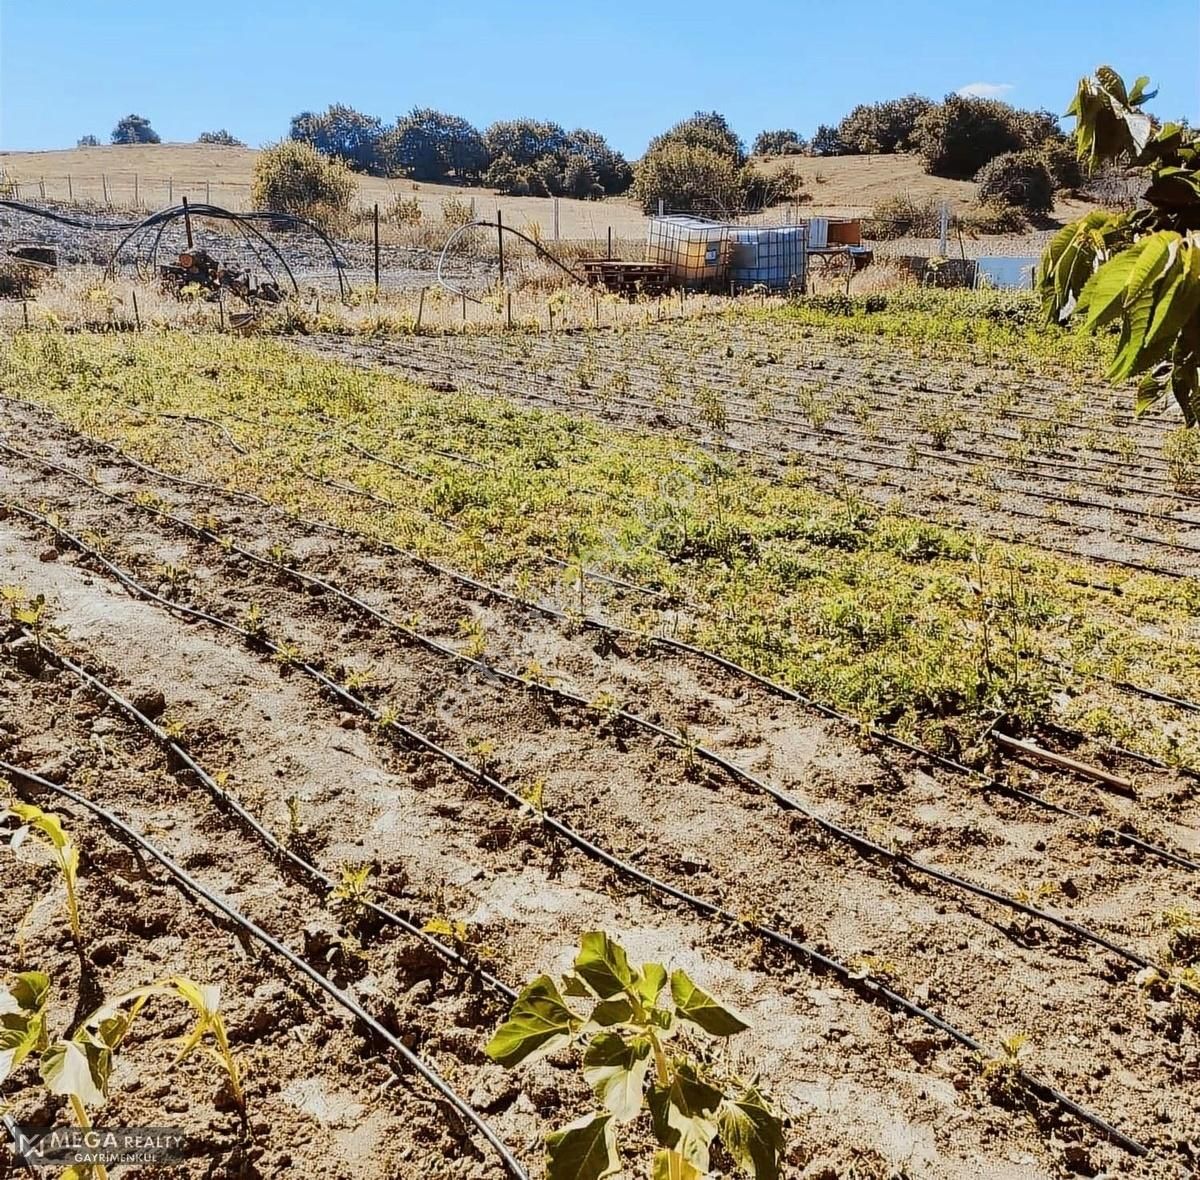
[290,327,1200,575]
[1,407,1198,1174]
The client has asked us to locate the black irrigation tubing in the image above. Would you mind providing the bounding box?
[0,198,148,231]
[374,330,1184,484]
[4,428,1196,877]
[0,758,527,1180]
[0,500,515,1004]
[2,537,1150,1159]
[11,496,1173,990]
[335,341,1200,577]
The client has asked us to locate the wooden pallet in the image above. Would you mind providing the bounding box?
[578,258,673,297]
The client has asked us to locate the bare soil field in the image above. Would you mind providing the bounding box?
[1,308,1199,1176]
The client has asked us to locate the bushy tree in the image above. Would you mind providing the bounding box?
[484,119,568,168]
[251,140,356,229]
[975,150,1055,213]
[752,129,806,156]
[111,115,160,145]
[76,134,100,147]
[197,129,244,146]
[563,128,632,194]
[562,153,603,199]
[914,96,1066,178]
[646,111,745,166]
[838,95,933,154]
[289,104,386,174]
[484,153,530,195]
[385,108,489,181]
[1038,67,1200,421]
[633,142,743,214]
[809,124,845,156]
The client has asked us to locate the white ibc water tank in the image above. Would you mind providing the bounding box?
[807,217,828,249]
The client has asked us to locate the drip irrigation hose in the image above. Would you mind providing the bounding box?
[8,618,1148,1158]
[2,426,1195,877]
[0,759,527,1180]
[6,497,1175,987]
[0,500,513,1001]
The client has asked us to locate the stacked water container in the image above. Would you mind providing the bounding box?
[728,225,807,291]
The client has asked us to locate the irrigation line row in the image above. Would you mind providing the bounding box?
[0,750,527,1180]
[353,334,1192,502]
[1,534,1149,1158]
[9,498,1171,988]
[3,429,1194,877]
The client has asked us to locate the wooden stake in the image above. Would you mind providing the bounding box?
[168,176,174,203]
[416,287,426,332]
[496,208,505,289]
[39,177,46,200]
[183,196,193,248]
[66,174,73,202]
[101,174,109,204]
[461,292,467,321]
[132,289,141,331]
[22,301,29,330]
[218,288,225,331]
[373,202,381,296]
[134,173,139,206]
[205,179,211,204]
[607,226,612,260]
[506,292,513,330]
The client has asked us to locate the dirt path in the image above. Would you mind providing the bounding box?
[2,401,1198,1176]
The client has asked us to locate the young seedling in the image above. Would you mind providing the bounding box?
[0,970,51,1085]
[979,1031,1030,1104]
[6,801,84,942]
[330,862,376,922]
[486,931,785,1180]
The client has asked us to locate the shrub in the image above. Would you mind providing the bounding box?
[752,129,806,156]
[1037,137,1083,191]
[251,140,356,230]
[386,108,489,182]
[975,151,1054,213]
[633,142,743,215]
[914,95,1026,178]
[741,164,806,209]
[77,134,100,147]
[197,129,244,147]
[958,201,1029,235]
[563,129,632,195]
[837,95,933,154]
[484,119,568,168]
[111,114,160,145]
[862,194,940,239]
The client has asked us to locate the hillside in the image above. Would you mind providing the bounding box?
[1,143,1089,243]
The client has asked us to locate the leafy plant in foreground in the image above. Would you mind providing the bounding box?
[485,931,785,1180]
[1038,67,1200,421]
[5,801,84,942]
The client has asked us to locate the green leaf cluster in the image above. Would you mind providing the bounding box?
[1039,67,1200,421]
[485,931,784,1180]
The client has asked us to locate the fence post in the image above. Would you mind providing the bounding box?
[132,289,141,331]
[183,195,193,248]
[416,287,426,332]
[101,174,109,205]
[134,173,139,206]
[168,176,174,204]
[658,198,664,217]
[496,208,505,288]
[938,201,949,256]
[67,174,73,202]
[607,227,612,260]
[506,293,513,330]
[373,202,380,295]
[553,197,559,242]
[39,177,46,200]
[205,179,211,204]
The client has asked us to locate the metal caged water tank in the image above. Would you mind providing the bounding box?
[729,225,807,291]
[645,216,731,290]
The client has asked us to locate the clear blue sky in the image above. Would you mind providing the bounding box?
[1,0,1197,155]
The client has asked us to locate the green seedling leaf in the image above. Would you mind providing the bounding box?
[587,997,635,1028]
[6,803,83,941]
[0,971,51,1083]
[41,1038,109,1108]
[670,969,750,1036]
[717,1086,786,1180]
[545,1112,620,1180]
[485,975,581,1066]
[649,1062,722,1172]
[582,1031,652,1122]
[575,931,635,999]
[652,1149,703,1180]
[633,962,668,1008]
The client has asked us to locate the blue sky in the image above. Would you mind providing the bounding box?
[1,0,1197,155]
